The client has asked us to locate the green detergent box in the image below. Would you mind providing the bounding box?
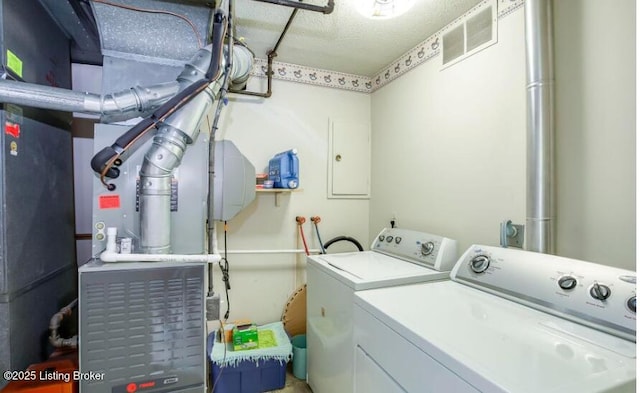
[233,324,259,351]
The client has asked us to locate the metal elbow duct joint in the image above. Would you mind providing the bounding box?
[227,42,254,91]
[95,82,182,123]
[139,43,253,253]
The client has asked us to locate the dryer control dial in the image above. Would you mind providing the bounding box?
[589,283,611,301]
[470,255,490,274]
[558,276,578,291]
[627,296,636,313]
[421,241,434,256]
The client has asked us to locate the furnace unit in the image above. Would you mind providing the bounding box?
[78,261,206,393]
[0,1,76,388]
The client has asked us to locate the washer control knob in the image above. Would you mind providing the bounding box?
[421,242,435,256]
[558,276,578,291]
[589,283,611,301]
[627,296,636,313]
[470,255,490,274]
[386,235,394,243]
[379,235,385,242]
[395,237,402,244]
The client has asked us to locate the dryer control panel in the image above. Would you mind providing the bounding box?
[452,245,636,342]
[371,228,458,271]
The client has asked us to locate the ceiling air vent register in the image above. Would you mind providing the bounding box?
[441,0,497,68]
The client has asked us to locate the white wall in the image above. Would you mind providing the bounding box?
[369,3,636,270]
[369,8,527,254]
[211,78,371,325]
[71,67,371,326]
[71,0,635,331]
[554,0,636,270]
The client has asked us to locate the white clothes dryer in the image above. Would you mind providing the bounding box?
[306,227,458,393]
[354,245,636,393]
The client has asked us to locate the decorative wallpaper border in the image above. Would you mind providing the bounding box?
[498,0,525,19]
[250,0,524,94]
[249,59,372,93]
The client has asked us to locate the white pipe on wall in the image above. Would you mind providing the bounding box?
[224,249,322,254]
[100,252,222,263]
[101,227,221,263]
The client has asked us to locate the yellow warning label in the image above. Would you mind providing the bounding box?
[9,141,17,156]
[6,50,23,78]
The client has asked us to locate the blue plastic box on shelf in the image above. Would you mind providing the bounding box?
[208,322,292,393]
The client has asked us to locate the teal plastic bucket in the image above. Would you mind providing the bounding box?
[291,334,307,380]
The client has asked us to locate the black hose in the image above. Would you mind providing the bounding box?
[323,236,364,252]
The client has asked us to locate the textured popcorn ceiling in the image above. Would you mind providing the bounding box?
[234,0,482,76]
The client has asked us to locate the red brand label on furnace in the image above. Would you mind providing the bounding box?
[99,194,121,209]
[5,121,20,138]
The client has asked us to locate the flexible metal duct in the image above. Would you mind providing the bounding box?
[525,0,555,253]
[0,79,180,122]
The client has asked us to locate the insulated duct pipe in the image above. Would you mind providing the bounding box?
[49,299,78,349]
[525,0,555,253]
[0,78,180,123]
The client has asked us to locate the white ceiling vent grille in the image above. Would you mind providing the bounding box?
[441,1,497,68]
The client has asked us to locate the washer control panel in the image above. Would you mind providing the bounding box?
[371,228,458,272]
[451,245,636,341]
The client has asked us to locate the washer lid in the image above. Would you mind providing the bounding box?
[309,251,447,290]
[355,281,637,393]
[320,252,432,279]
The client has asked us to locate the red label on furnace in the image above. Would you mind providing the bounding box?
[5,121,20,138]
[99,194,121,209]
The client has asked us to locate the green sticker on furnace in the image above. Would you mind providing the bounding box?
[6,50,23,78]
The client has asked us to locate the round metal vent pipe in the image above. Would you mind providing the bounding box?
[525,0,555,253]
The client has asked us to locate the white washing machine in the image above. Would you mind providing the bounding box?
[306,227,458,393]
[354,245,636,393]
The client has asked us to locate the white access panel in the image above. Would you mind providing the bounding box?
[328,119,370,198]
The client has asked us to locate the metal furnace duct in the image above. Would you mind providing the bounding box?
[525,0,555,254]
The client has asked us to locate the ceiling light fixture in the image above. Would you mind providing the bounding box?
[355,0,416,19]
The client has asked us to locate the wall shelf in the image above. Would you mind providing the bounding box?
[256,188,301,206]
